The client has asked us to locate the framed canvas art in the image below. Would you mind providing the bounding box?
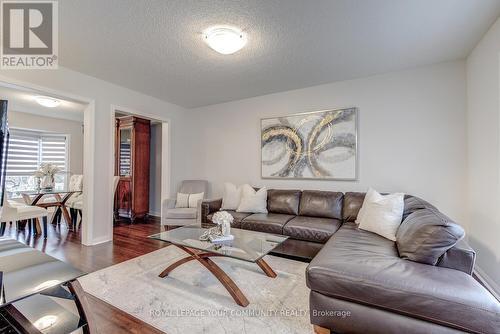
[261,107,357,180]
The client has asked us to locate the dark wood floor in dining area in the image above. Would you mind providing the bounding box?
[2,216,169,333]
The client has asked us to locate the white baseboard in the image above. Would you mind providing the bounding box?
[82,236,112,246]
[474,266,500,301]
[149,211,161,218]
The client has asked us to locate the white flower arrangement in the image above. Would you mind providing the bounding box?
[33,163,61,178]
[212,211,234,226]
[199,211,235,242]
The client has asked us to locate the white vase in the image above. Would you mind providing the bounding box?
[41,175,54,190]
[221,221,231,236]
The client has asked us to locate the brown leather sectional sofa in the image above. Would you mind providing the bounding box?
[201,189,500,334]
[202,190,344,259]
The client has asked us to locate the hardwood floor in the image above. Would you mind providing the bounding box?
[5,217,494,334]
[1,216,168,333]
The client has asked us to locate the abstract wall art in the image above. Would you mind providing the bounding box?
[261,108,357,180]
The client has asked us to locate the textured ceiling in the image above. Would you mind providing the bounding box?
[59,0,500,108]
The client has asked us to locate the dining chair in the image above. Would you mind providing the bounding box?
[0,199,49,237]
[70,175,119,228]
[67,174,84,228]
[69,199,83,228]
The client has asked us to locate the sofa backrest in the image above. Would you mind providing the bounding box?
[266,189,343,219]
[267,189,301,215]
[265,190,447,224]
[342,192,365,222]
[299,190,343,219]
[342,193,424,222]
[401,195,437,220]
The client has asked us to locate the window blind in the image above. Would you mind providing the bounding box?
[7,131,40,175]
[41,135,67,170]
[6,129,67,176]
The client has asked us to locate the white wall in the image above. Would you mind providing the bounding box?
[149,123,162,216]
[9,110,84,174]
[466,17,500,294]
[0,67,191,245]
[188,61,467,222]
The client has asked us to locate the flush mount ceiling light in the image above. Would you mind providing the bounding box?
[34,96,61,108]
[203,26,247,55]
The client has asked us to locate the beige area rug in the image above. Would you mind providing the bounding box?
[78,245,313,333]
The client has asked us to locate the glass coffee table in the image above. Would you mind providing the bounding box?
[149,225,288,307]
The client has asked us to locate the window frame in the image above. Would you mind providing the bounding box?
[5,129,70,194]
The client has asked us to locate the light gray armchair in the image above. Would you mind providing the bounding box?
[161,180,208,227]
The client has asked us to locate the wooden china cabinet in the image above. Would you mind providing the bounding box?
[115,116,150,222]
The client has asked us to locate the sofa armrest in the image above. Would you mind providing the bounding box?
[195,199,203,225]
[201,198,222,228]
[161,198,176,219]
[437,239,476,275]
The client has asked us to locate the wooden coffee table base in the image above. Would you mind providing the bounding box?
[158,245,277,307]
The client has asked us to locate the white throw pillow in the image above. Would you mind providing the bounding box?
[221,183,242,210]
[188,192,204,208]
[355,188,378,224]
[356,188,405,241]
[236,185,268,213]
[175,193,189,208]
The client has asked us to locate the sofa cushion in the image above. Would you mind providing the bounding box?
[437,239,476,275]
[166,208,197,219]
[299,191,343,219]
[237,185,268,213]
[342,192,365,222]
[267,189,301,215]
[396,208,465,265]
[175,193,190,208]
[207,210,251,228]
[356,188,405,241]
[402,195,437,221]
[283,216,341,243]
[241,213,295,234]
[306,223,500,334]
[221,182,242,210]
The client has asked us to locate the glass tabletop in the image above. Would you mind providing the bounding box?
[12,187,81,196]
[149,225,288,263]
[6,293,88,334]
[0,238,85,307]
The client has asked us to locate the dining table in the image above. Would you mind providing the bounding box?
[15,187,81,235]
